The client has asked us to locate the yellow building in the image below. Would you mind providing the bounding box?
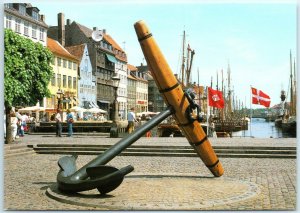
[46,37,79,117]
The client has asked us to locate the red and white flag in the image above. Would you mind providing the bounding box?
[251,87,271,107]
[208,87,225,108]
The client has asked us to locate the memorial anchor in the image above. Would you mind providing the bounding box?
[56,20,223,195]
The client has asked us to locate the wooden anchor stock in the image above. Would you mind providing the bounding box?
[134,20,224,177]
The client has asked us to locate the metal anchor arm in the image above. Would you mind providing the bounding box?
[57,107,174,193]
[72,106,174,180]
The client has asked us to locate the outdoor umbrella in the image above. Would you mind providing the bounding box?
[70,106,86,112]
[87,107,107,114]
[18,106,45,112]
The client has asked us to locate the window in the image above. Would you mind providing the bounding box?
[5,15,12,29]
[63,75,67,87]
[57,74,61,87]
[32,25,37,39]
[19,4,26,15]
[4,3,13,9]
[68,60,72,69]
[68,76,72,88]
[15,19,21,33]
[51,56,55,65]
[57,57,61,66]
[24,21,29,36]
[51,73,56,86]
[32,11,38,20]
[73,62,77,70]
[63,59,67,68]
[73,77,77,89]
[39,28,44,41]
[84,59,88,71]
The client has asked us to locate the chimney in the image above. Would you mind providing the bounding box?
[66,19,71,25]
[40,14,45,22]
[102,29,106,34]
[93,27,98,31]
[58,13,65,46]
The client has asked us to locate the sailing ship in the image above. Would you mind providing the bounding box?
[281,51,297,137]
[274,90,286,128]
[209,64,248,137]
[157,30,202,137]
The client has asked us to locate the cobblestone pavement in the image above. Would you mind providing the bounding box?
[3,135,297,210]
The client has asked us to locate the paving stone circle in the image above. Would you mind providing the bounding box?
[46,176,261,210]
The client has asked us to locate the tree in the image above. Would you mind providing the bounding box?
[4,29,53,143]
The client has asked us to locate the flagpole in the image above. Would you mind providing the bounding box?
[206,86,209,137]
[250,85,252,137]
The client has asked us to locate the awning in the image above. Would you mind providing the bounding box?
[98,100,110,104]
[91,102,98,108]
[105,54,117,63]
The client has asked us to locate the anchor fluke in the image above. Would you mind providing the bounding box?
[57,155,134,194]
[87,165,134,194]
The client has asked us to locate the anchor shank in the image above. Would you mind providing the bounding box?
[72,107,174,180]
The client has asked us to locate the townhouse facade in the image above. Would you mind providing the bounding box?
[127,65,137,116]
[136,64,164,113]
[47,13,124,119]
[128,64,148,113]
[66,43,97,109]
[46,37,79,119]
[4,3,47,47]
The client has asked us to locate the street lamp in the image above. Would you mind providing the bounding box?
[112,73,120,122]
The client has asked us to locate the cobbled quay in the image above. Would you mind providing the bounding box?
[3,135,297,211]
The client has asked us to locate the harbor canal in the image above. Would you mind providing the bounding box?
[232,118,295,138]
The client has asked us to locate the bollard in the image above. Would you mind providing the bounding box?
[134,20,224,177]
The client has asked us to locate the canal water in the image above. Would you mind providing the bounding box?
[232,118,294,138]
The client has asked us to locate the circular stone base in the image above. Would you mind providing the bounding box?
[46,175,261,210]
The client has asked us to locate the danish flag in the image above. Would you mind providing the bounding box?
[251,87,271,107]
[208,87,224,108]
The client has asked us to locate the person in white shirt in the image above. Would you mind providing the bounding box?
[55,109,62,137]
[10,112,18,141]
[127,107,137,133]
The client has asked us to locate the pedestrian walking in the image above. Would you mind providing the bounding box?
[10,112,18,141]
[55,109,62,137]
[66,109,74,137]
[127,107,137,134]
[15,110,22,137]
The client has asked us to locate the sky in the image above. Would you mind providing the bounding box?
[21,0,298,108]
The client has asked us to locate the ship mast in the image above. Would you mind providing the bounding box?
[221,69,225,120]
[293,58,296,115]
[289,50,294,116]
[181,30,186,88]
[227,63,232,118]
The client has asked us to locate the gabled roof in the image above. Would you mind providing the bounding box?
[4,3,47,28]
[104,34,127,62]
[65,44,86,62]
[127,64,138,71]
[47,37,78,61]
[104,34,121,50]
[74,21,93,38]
[127,74,137,80]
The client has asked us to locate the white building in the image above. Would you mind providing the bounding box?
[4,3,48,47]
[103,33,128,120]
[66,43,97,109]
